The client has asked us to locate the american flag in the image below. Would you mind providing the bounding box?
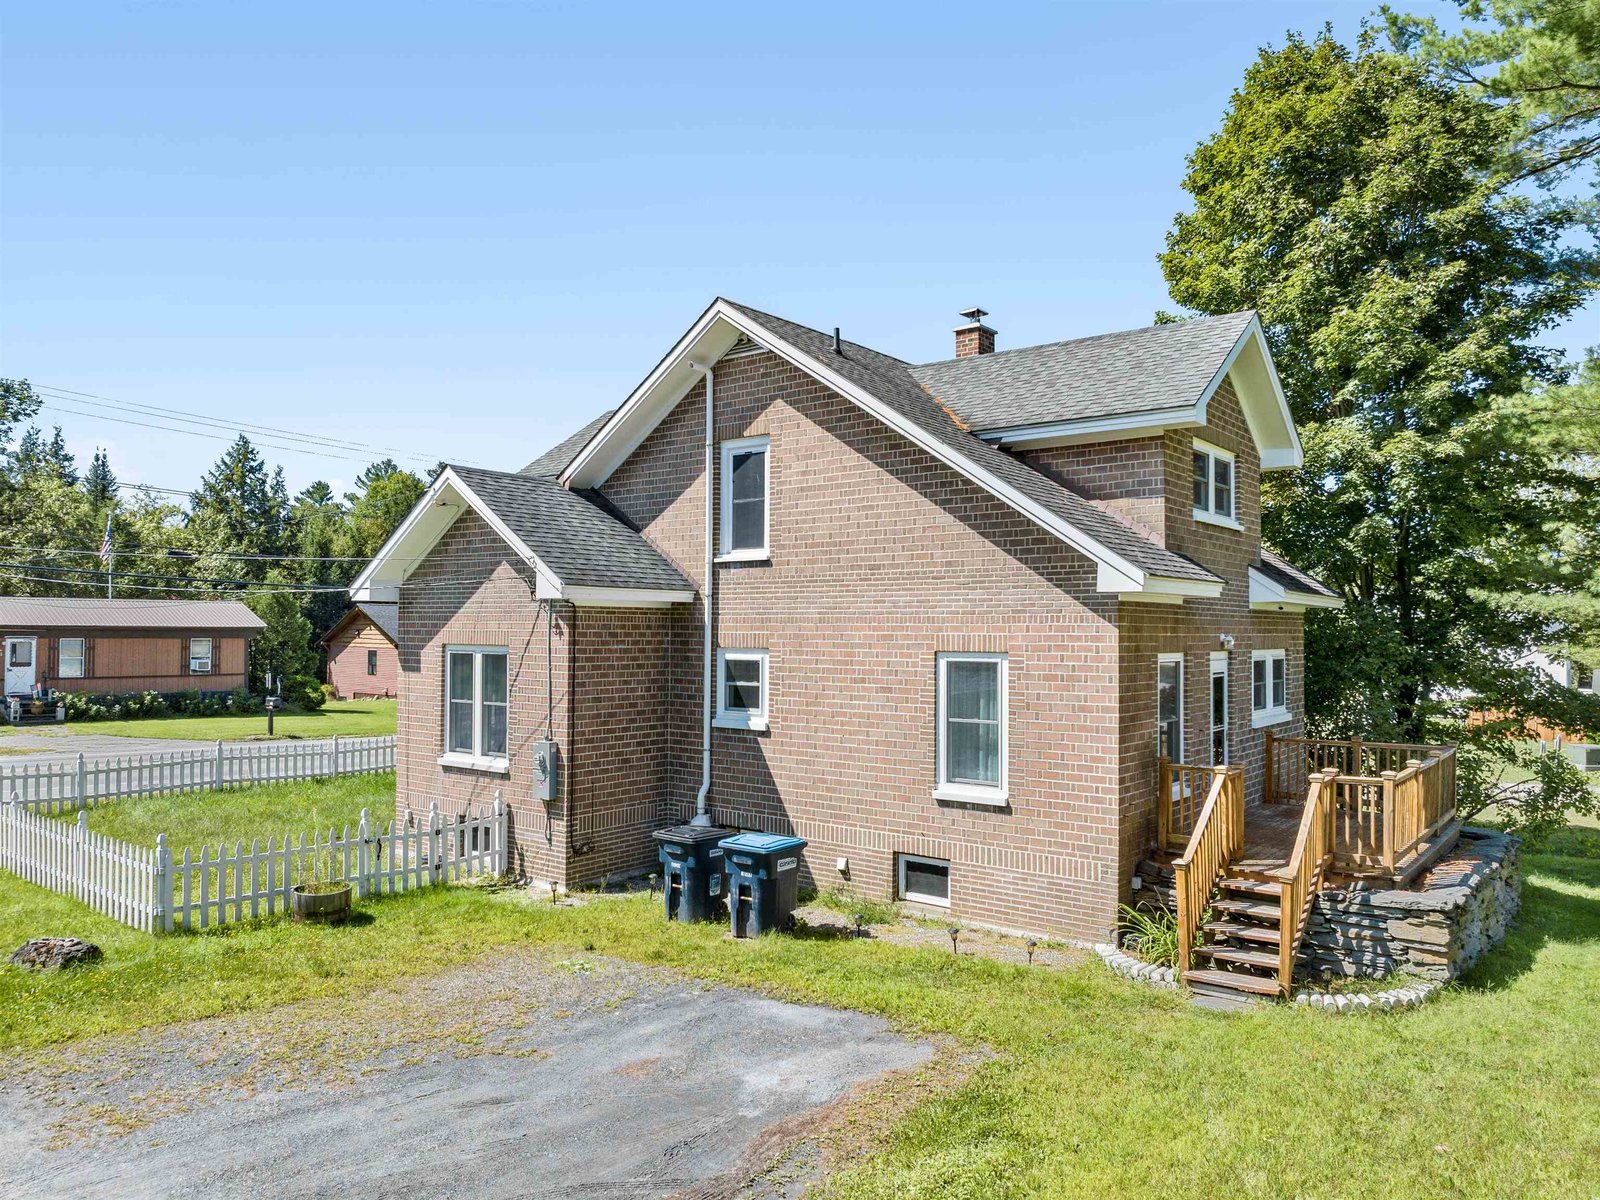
[99,512,113,565]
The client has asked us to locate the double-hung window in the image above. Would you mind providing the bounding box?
[59,637,86,679]
[719,436,770,560]
[1251,649,1289,727]
[715,648,768,730]
[189,637,212,674]
[367,648,379,676]
[935,652,1008,804]
[1156,654,1183,760]
[442,646,509,769]
[1192,440,1238,528]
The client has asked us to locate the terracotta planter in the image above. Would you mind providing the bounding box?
[290,883,352,922]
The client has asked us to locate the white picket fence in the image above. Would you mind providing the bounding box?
[2,735,396,815]
[0,797,505,933]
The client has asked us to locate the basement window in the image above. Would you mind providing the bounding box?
[715,648,768,731]
[59,637,85,679]
[897,854,950,907]
[1251,649,1289,727]
[1192,440,1240,529]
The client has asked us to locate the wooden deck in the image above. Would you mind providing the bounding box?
[1231,801,1305,875]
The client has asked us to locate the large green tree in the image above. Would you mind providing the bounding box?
[342,465,425,561]
[1161,32,1599,752]
[1385,0,1600,185]
[187,435,287,580]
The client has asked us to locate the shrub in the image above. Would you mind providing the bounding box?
[1117,903,1180,967]
[62,687,260,723]
[289,676,326,711]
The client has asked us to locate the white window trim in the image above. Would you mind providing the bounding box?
[1157,652,1184,760]
[714,648,768,731]
[58,637,86,679]
[897,853,951,908]
[1209,650,1230,765]
[189,637,213,675]
[439,644,510,772]
[1192,439,1240,528]
[1251,649,1290,728]
[934,652,1009,805]
[717,435,770,561]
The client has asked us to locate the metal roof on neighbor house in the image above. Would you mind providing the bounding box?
[0,596,267,632]
[906,311,1258,433]
[722,302,1222,587]
[446,464,692,592]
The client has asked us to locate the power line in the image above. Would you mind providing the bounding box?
[34,381,470,468]
[0,544,378,563]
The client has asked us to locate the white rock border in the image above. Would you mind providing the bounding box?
[1093,943,1178,989]
[1294,978,1443,1013]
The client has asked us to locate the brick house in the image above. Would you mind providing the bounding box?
[320,601,399,699]
[354,299,1345,943]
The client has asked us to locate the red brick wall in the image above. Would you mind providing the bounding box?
[601,350,1130,941]
[395,510,572,885]
[1020,438,1167,540]
[324,616,398,699]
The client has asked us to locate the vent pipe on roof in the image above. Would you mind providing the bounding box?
[955,306,996,357]
[834,327,842,355]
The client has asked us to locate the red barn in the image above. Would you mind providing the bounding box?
[320,601,397,699]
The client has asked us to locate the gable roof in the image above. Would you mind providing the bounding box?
[520,409,617,478]
[562,298,1223,596]
[908,311,1256,431]
[1249,548,1343,612]
[318,600,398,648]
[349,464,694,607]
[0,596,266,633]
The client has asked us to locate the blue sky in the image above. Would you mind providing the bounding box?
[3,1,1594,499]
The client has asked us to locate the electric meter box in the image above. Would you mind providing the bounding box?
[531,740,560,801]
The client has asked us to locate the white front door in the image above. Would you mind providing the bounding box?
[5,637,37,695]
[1209,651,1229,765]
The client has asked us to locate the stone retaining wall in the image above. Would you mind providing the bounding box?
[1299,827,1520,981]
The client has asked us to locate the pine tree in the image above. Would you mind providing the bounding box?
[188,436,284,578]
[84,449,119,506]
[289,480,350,639]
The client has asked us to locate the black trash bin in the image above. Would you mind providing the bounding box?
[653,824,730,922]
[719,832,807,937]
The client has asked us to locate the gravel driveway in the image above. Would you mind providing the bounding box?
[0,950,932,1199]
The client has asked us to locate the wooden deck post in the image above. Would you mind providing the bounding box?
[1156,756,1171,850]
[1263,729,1276,803]
[1380,770,1397,875]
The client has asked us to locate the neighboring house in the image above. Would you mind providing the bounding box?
[0,596,264,697]
[355,299,1347,943]
[1518,652,1600,773]
[320,601,399,699]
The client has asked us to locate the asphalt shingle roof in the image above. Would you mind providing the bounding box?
[724,302,1220,586]
[907,311,1257,433]
[0,597,266,632]
[354,601,399,643]
[1256,548,1339,599]
[447,464,691,592]
[520,410,617,478]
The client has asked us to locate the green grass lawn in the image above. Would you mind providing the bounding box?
[2,819,1596,1197]
[63,772,395,850]
[84,698,396,741]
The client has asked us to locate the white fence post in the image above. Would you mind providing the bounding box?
[329,736,340,778]
[214,740,225,792]
[428,801,441,884]
[493,795,506,876]
[154,832,173,933]
[73,810,88,903]
[75,753,87,808]
[355,807,370,900]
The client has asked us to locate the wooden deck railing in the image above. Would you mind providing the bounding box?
[1172,765,1244,975]
[1264,732,1450,803]
[1156,758,1222,853]
[1273,770,1337,993]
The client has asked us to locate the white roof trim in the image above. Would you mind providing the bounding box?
[562,299,1219,596]
[1248,565,1343,613]
[349,468,687,609]
[973,316,1304,471]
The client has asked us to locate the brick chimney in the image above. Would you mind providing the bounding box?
[954,306,996,358]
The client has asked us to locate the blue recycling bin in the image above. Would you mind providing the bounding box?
[719,832,807,937]
[653,824,729,922]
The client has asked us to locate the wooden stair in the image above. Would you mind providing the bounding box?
[1181,876,1287,999]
